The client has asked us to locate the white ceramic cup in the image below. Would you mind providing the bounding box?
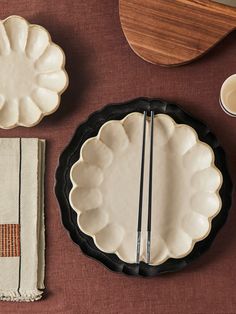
[220,74,236,117]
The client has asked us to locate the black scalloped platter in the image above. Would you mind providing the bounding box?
[55,98,232,276]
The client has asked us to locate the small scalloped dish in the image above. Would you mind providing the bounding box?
[69,113,223,265]
[0,15,68,129]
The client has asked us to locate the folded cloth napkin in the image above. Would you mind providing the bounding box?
[0,138,45,302]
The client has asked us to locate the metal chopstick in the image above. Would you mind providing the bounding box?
[136,111,147,264]
[147,111,154,264]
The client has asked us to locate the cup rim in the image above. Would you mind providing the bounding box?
[220,74,236,117]
[219,98,236,117]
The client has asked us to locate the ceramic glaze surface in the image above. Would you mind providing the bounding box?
[0,16,68,128]
[220,74,236,116]
[69,113,222,265]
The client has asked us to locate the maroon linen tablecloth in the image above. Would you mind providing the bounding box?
[0,1,236,313]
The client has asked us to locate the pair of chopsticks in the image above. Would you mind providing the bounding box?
[136,110,154,264]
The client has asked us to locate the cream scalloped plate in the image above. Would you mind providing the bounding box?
[69,113,223,266]
[0,15,68,129]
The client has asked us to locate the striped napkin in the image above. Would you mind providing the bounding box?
[0,138,45,302]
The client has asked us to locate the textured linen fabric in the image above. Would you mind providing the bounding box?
[0,138,45,301]
[0,0,235,313]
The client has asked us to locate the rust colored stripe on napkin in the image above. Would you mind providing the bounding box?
[0,224,20,257]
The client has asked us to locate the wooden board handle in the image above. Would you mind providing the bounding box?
[119,0,236,66]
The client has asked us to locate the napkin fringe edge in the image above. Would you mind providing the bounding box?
[0,289,43,302]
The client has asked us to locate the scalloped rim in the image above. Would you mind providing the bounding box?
[69,112,223,265]
[55,97,233,276]
[0,15,69,129]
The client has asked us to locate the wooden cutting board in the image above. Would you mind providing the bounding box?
[119,0,236,66]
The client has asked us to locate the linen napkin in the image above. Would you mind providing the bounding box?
[0,138,45,302]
